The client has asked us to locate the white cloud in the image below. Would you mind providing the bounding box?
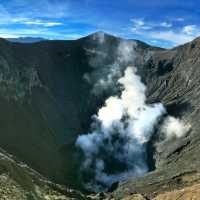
[150,25,200,45]
[0,28,44,38]
[3,17,63,27]
[150,30,195,45]
[0,27,84,40]
[131,18,153,33]
[20,19,63,27]
[0,2,87,40]
[0,33,19,38]
[161,22,172,28]
[131,18,200,46]
[182,25,197,35]
[0,7,63,27]
[151,40,159,44]
[175,17,185,22]
[0,1,69,27]
[131,18,145,27]
[131,18,173,35]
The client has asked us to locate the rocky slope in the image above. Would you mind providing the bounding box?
[0,147,88,200]
[108,36,200,200]
[0,32,199,199]
[119,183,200,200]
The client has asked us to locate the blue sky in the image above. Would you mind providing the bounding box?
[0,0,199,48]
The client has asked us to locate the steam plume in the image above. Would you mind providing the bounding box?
[84,40,137,95]
[161,116,191,140]
[76,39,191,191]
[76,67,165,191]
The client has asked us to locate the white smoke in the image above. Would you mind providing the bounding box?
[117,41,136,63]
[76,67,166,191]
[91,40,137,94]
[92,32,105,44]
[161,116,191,140]
[77,40,191,191]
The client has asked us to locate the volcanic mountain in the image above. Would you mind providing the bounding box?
[0,32,199,199]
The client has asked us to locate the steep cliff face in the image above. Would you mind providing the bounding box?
[110,37,200,199]
[0,33,199,199]
[0,35,118,189]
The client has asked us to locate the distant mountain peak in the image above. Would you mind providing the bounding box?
[6,37,46,43]
[85,31,119,41]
